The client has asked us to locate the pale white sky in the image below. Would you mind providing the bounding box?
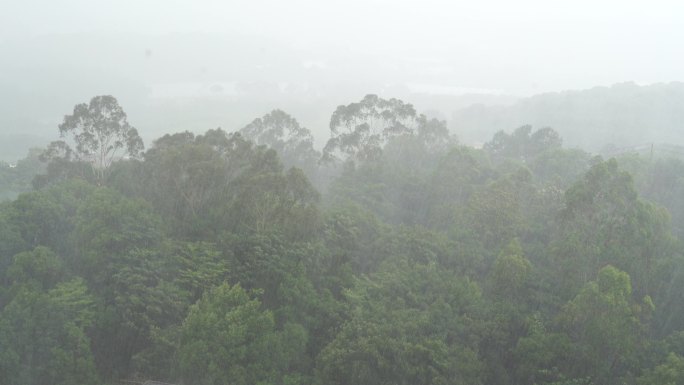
[2,0,682,94]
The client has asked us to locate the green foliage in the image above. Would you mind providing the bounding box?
[489,239,532,299]
[172,241,229,303]
[316,263,485,385]
[2,100,684,385]
[324,117,455,227]
[5,179,96,256]
[552,158,674,297]
[514,332,578,384]
[322,203,386,275]
[623,155,684,239]
[137,130,235,238]
[77,187,159,246]
[637,353,684,385]
[528,148,590,188]
[453,175,527,257]
[555,266,644,383]
[177,283,306,385]
[426,146,492,228]
[0,279,98,385]
[7,246,66,291]
[138,128,320,240]
[653,255,684,335]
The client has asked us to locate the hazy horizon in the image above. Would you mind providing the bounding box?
[2,1,684,160]
[3,0,683,94]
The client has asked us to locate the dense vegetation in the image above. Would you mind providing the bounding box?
[1,95,684,385]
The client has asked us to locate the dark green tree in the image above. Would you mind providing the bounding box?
[316,262,485,385]
[0,278,98,385]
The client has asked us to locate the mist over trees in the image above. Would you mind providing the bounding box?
[1,91,684,385]
[452,82,684,152]
[2,30,684,164]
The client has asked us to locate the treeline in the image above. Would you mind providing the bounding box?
[452,81,684,152]
[1,95,684,384]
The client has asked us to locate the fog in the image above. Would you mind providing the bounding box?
[1,0,683,160]
[5,3,684,384]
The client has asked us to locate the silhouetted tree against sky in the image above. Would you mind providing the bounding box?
[43,95,143,183]
[240,109,320,171]
[322,95,421,164]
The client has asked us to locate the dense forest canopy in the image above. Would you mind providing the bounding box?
[1,93,684,385]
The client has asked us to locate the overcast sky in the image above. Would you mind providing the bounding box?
[2,0,683,95]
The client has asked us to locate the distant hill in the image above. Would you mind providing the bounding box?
[451,82,684,152]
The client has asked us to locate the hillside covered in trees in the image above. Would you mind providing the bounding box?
[2,94,684,385]
[452,82,684,152]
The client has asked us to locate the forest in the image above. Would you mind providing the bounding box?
[1,93,684,385]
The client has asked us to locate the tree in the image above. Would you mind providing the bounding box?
[512,266,648,384]
[484,125,562,161]
[0,204,26,287]
[629,157,684,240]
[555,266,647,383]
[454,176,525,254]
[652,254,684,336]
[425,147,492,229]
[552,158,674,298]
[488,239,532,300]
[45,95,143,183]
[224,166,321,239]
[240,109,320,174]
[4,179,97,256]
[139,129,315,240]
[70,187,170,379]
[528,127,563,156]
[637,353,684,385]
[316,262,485,385]
[322,95,447,164]
[177,283,306,385]
[528,148,590,188]
[480,239,534,384]
[6,246,66,292]
[139,130,232,238]
[0,278,99,385]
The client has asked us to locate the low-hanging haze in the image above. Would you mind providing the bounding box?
[1,0,683,159]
